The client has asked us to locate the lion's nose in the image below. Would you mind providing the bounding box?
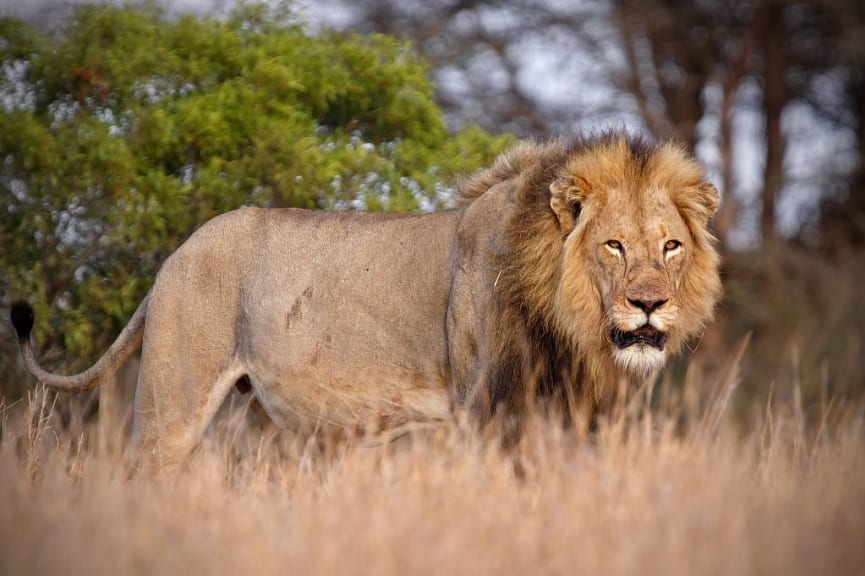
[627,297,668,313]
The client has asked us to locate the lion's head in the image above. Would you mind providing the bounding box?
[455,131,722,414]
[459,132,722,404]
[546,135,722,377]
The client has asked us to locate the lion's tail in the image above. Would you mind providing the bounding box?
[10,293,149,393]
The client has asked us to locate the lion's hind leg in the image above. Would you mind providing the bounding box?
[131,352,247,477]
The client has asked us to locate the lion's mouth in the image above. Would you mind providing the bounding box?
[611,325,667,351]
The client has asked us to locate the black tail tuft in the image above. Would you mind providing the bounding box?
[10,301,34,342]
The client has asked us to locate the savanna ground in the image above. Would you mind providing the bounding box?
[1,322,864,576]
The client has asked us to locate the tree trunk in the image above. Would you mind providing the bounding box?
[759,1,787,247]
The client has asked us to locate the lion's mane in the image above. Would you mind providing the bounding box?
[455,132,722,425]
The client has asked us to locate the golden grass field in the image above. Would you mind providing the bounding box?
[1,354,864,576]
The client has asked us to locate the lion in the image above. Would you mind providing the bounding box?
[10,131,721,473]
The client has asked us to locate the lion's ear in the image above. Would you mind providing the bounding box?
[550,175,590,234]
[675,182,720,227]
[694,182,720,223]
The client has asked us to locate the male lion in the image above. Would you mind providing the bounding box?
[11,131,721,473]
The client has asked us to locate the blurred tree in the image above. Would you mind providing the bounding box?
[0,1,512,394]
[320,0,864,249]
[314,0,615,136]
[795,0,865,247]
[610,0,754,245]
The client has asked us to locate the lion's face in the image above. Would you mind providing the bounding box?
[587,189,693,373]
[550,138,722,375]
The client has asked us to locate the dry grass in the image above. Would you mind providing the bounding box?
[1,365,864,576]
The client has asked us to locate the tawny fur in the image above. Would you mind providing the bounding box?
[12,131,722,473]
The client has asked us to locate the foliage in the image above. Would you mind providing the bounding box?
[0,2,513,387]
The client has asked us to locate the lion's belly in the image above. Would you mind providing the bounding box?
[243,314,453,428]
[239,287,453,430]
[249,364,452,429]
[239,299,455,427]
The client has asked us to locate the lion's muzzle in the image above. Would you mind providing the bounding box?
[610,325,667,351]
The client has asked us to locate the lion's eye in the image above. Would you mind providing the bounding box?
[605,240,623,253]
[664,240,682,252]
